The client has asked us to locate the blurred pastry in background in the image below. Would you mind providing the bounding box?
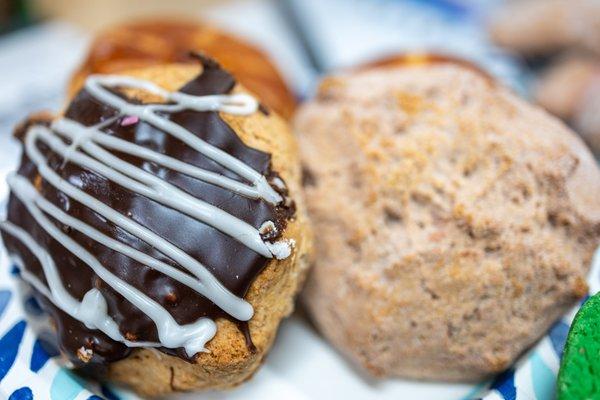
[490,0,600,57]
[357,53,493,81]
[534,55,600,155]
[534,55,599,120]
[295,57,600,381]
[575,75,600,156]
[69,19,296,119]
[490,0,600,157]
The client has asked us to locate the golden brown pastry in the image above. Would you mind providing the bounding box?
[1,57,311,396]
[490,0,600,57]
[295,60,600,381]
[534,55,599,120]
[358,53,493,81]
[533,54,600,155]
[69,19,296,119]
[575,75,600,156]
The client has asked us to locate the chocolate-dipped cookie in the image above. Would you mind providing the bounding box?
[1,56,311,396]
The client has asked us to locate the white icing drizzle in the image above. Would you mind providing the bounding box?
[266,239,295,260]
[56,120,263,199]
[85,75,282,205]
[3,193,218,356]
[0,222,163,350]
[3,74,293,356]
[23,128,253,322]
[36,121,272,258]
[9,174,247,318]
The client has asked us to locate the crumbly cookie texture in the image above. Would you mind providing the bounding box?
[295,64,600,381]
[75,64,312,396]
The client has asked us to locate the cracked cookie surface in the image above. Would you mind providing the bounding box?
[295,63,600,381]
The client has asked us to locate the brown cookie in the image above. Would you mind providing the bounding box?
[105,64,312,396]
[2,62,311,397]
[295,62,600,381]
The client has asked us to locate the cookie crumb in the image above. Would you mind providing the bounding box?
[77,346,93,363]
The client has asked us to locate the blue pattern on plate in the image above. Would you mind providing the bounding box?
[548,320,570,358]
[23,296,44,317]
[101,384,121,400]
[490,369,516,400]
[0,290,12,320]
[30,337,60,372]
[0,320,26,381]
[50,368,86,400]
[530,352,556,400]
[8,386,33,400]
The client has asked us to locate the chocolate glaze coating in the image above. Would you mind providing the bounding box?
[1,56,293,366]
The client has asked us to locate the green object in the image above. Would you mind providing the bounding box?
[558,293,600,400]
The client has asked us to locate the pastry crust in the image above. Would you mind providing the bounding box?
[36,63,310,396]
[357,53,493,81]
[68,19,296,119]
[295,62,600,381]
